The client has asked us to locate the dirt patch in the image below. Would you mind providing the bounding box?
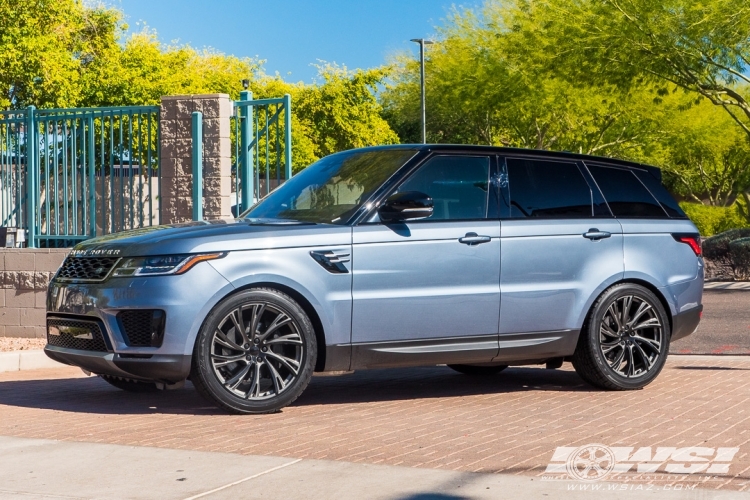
[0,338,46,352]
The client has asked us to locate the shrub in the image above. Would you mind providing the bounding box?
[729,238,750,281]
[703,228,750,260]
[679,202,749,237]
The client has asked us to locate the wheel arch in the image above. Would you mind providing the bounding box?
[582,278,674,335]
[217,282,328,372]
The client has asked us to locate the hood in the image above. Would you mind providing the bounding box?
[71,219,352,257]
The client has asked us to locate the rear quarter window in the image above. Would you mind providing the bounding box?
[631,169,687,218]
[586,164,668,218]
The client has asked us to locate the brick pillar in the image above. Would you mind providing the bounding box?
[160,94,233,224]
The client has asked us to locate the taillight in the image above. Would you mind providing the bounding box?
[672,233,702,256]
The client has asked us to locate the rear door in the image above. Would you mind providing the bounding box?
[498,157,624,341]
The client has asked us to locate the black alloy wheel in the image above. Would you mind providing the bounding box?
[192,288,317,414]
[572,283,670,390]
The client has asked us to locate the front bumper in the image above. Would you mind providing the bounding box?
[44,260,233,381]
[45,346,190,383]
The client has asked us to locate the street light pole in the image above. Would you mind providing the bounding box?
[410,38,433,144]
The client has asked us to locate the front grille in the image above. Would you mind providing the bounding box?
[56,256,120,282]
[47,318,110,352]
[118,310,165,347]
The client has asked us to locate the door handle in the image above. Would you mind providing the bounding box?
[583,228,611,241]
[459,232,491,245]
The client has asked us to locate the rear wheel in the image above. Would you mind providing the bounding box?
[191,288,317,414]
[100,374,158,392]
[572,283,670,390]
[448,364,508,376]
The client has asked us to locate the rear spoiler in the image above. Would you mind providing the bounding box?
[643,164,662,182]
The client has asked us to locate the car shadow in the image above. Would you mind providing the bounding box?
[295,366,594,407]
[0,366,594,415]
[0,375,221,416]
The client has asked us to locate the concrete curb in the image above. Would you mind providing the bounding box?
[704,281,750,290]
[0,349,63,373]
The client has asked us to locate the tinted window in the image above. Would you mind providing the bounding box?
[587,164,667,218]
[632,169,687,218]
[397,156,490,220]
[506,158,592,218]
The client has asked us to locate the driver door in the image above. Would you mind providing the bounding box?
[350,154,501,369]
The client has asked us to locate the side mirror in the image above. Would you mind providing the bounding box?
[378,191,434,223]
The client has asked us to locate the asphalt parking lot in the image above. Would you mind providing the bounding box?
[670,290,750,355]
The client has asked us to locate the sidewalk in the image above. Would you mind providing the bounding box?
[0,436,739,500]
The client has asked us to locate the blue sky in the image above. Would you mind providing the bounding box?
[111,0,480,83]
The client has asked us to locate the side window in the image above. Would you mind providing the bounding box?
[587,164,668,218]
[632,169,687,218]
[397,155,490,220]
[506,158,593,218]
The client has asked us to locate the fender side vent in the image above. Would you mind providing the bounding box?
[310,250,350,274]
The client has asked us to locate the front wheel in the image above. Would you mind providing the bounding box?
[572,284,670,390]
[191,288,317,414]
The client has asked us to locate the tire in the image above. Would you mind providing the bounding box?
[191,288,317,414]
[448,364,508,376]
[572,283,670,390]
[100,374,159,392]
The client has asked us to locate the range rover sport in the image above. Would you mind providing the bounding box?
[45,145,704,414]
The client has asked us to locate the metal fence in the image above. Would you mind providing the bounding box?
[232,92,292,216]
[0,105,160,247]
[0,110,27,233]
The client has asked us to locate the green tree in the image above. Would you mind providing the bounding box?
[381,2,669,160]
[505,0,750,138]
[659,99,750,207]
[81,31,260,107]
[0,0,121,108]
[253,64,398,171]
[294,64,399,160]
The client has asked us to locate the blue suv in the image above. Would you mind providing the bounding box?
[45,146,704,413]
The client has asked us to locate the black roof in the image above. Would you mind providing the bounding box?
[346,144,663,181]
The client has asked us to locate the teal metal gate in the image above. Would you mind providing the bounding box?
[0,105,160,247]
[233,92,292,215]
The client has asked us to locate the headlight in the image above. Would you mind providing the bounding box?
[112,253,225,277]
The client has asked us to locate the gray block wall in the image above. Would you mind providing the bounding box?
[0,249,68,338]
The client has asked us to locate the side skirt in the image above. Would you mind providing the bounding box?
[351,335,498,370]
[324,330,581,372]
[491,330,579,364]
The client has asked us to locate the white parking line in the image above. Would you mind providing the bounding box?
[182,458,303,500]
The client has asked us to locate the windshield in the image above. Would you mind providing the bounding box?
[241,148,418,224]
